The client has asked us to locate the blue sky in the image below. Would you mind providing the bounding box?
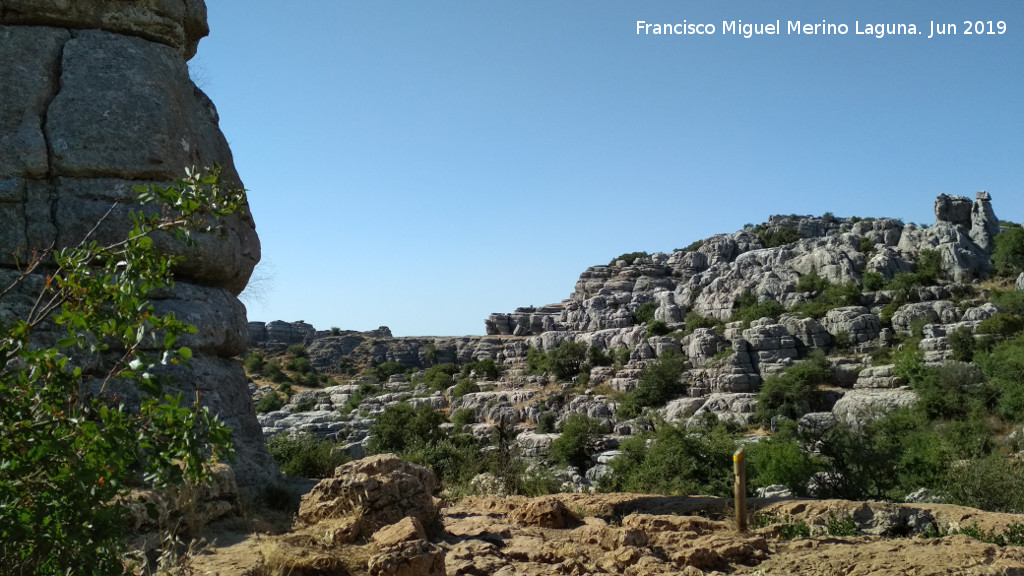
[193,1,1023,336]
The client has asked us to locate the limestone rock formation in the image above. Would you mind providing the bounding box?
[0,2,276,489]
[297,454,438,542]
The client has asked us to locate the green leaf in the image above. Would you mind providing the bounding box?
[178,346,193,360]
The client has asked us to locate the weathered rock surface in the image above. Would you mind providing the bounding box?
[297,454,438,541]
[0,2,274,491]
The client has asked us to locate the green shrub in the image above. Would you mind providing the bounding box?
[684,311,723,335]
[614,347,632,367]
[992,227,1024,278]
[977,314,1024,339]
[915,249,942,284]
[797,268,831,293]
[266,431,350,478]
[992,289,1024,316]
[605,421,736,496]
[646,319,672,337]
[463,358,501,379]
[546,340,589,381]
[859,237,876,254]
[619,350,688,418]
[536,411,558,434]
[610,251,648,266]
[422,363,459,390]
[756,352,833,424]
[948,326,978,362]
[588,346,613,367]
[634,301,658,324]
[367,402,446,456]
[286,356,312,374]
[452,378,480,398]
[244,352,266,375]
[944,453,1024,513]
[256,392,284,414]
[550,414,604,470]
[731,291,786,326]
[265,359,289,383]
[747,423,820,497]
[757,225,803,248]
[372,360,406,382]
[862,270,885,291]
[450,408,477,428]
[0,169,239,573]
[287,344,308,358]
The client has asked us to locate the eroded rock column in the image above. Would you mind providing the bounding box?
[0,0,278,490]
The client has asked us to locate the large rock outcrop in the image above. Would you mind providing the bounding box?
[0,1,277,490]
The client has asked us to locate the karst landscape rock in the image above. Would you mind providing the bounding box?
[0,0,277,493]
[4,2,1024,575]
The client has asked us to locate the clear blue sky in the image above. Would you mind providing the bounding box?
[193,1,1023,336]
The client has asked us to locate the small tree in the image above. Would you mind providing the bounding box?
[0,168,242,574]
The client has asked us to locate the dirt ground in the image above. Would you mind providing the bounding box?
[183,492,1024,576]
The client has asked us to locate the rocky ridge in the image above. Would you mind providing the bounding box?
[250,192,1015,492]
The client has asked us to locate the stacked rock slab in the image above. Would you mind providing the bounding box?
[0,1,278,490]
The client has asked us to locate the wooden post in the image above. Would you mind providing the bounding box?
[734,447,747,532]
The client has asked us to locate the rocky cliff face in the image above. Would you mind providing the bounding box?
[0,1,277,490]
[251,193,1013,491]
[489,192,1000,336]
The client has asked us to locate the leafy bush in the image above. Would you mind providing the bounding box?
[372,360,406,382]
[757,225,803,248]
[536,411,557,434]
[286,356,312,374]
[646,319,672,337]
[977,314,1024,339]
[610,251,648,266]
[619,350,687,418]
[684,311,723,335]
[588,346,613,367]
[948,326,978,362]
[915,249,942,284]
[462,358,501,379]
[747,423,820,497]
[733,298,786,326]
[992,227,1024,278]
[862,270,885,291]
[550,414,604,471]
[605,421,736,496]
[266,431,350,478]
[633,301,658,324]
[287,344,307,358]
[526,346,549,374]
[256,392,284,414]
[244,352,266,375]
[452,378,479,398]
[756,352,833,424]
[549,340,589,380]
[797,268,831,293]
[421,363,458,390]
[450,408,477,428]
[859,237,875,254]
[992,289,1024,316]
[367,402,446,456]
[0,169,239,573]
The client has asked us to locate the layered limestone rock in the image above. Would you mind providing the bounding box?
[0,2,277,489]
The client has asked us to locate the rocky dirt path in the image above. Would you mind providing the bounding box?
[189,492,1024,576]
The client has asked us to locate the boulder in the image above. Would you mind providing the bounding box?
[297,454,437,542]
[832,388,917,429]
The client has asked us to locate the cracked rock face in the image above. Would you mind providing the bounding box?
[0,2,278,490]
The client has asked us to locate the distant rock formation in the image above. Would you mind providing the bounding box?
[488,195,1000,336]
[0,1,277,490]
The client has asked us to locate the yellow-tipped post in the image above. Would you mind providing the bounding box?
[734,447,747,532]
